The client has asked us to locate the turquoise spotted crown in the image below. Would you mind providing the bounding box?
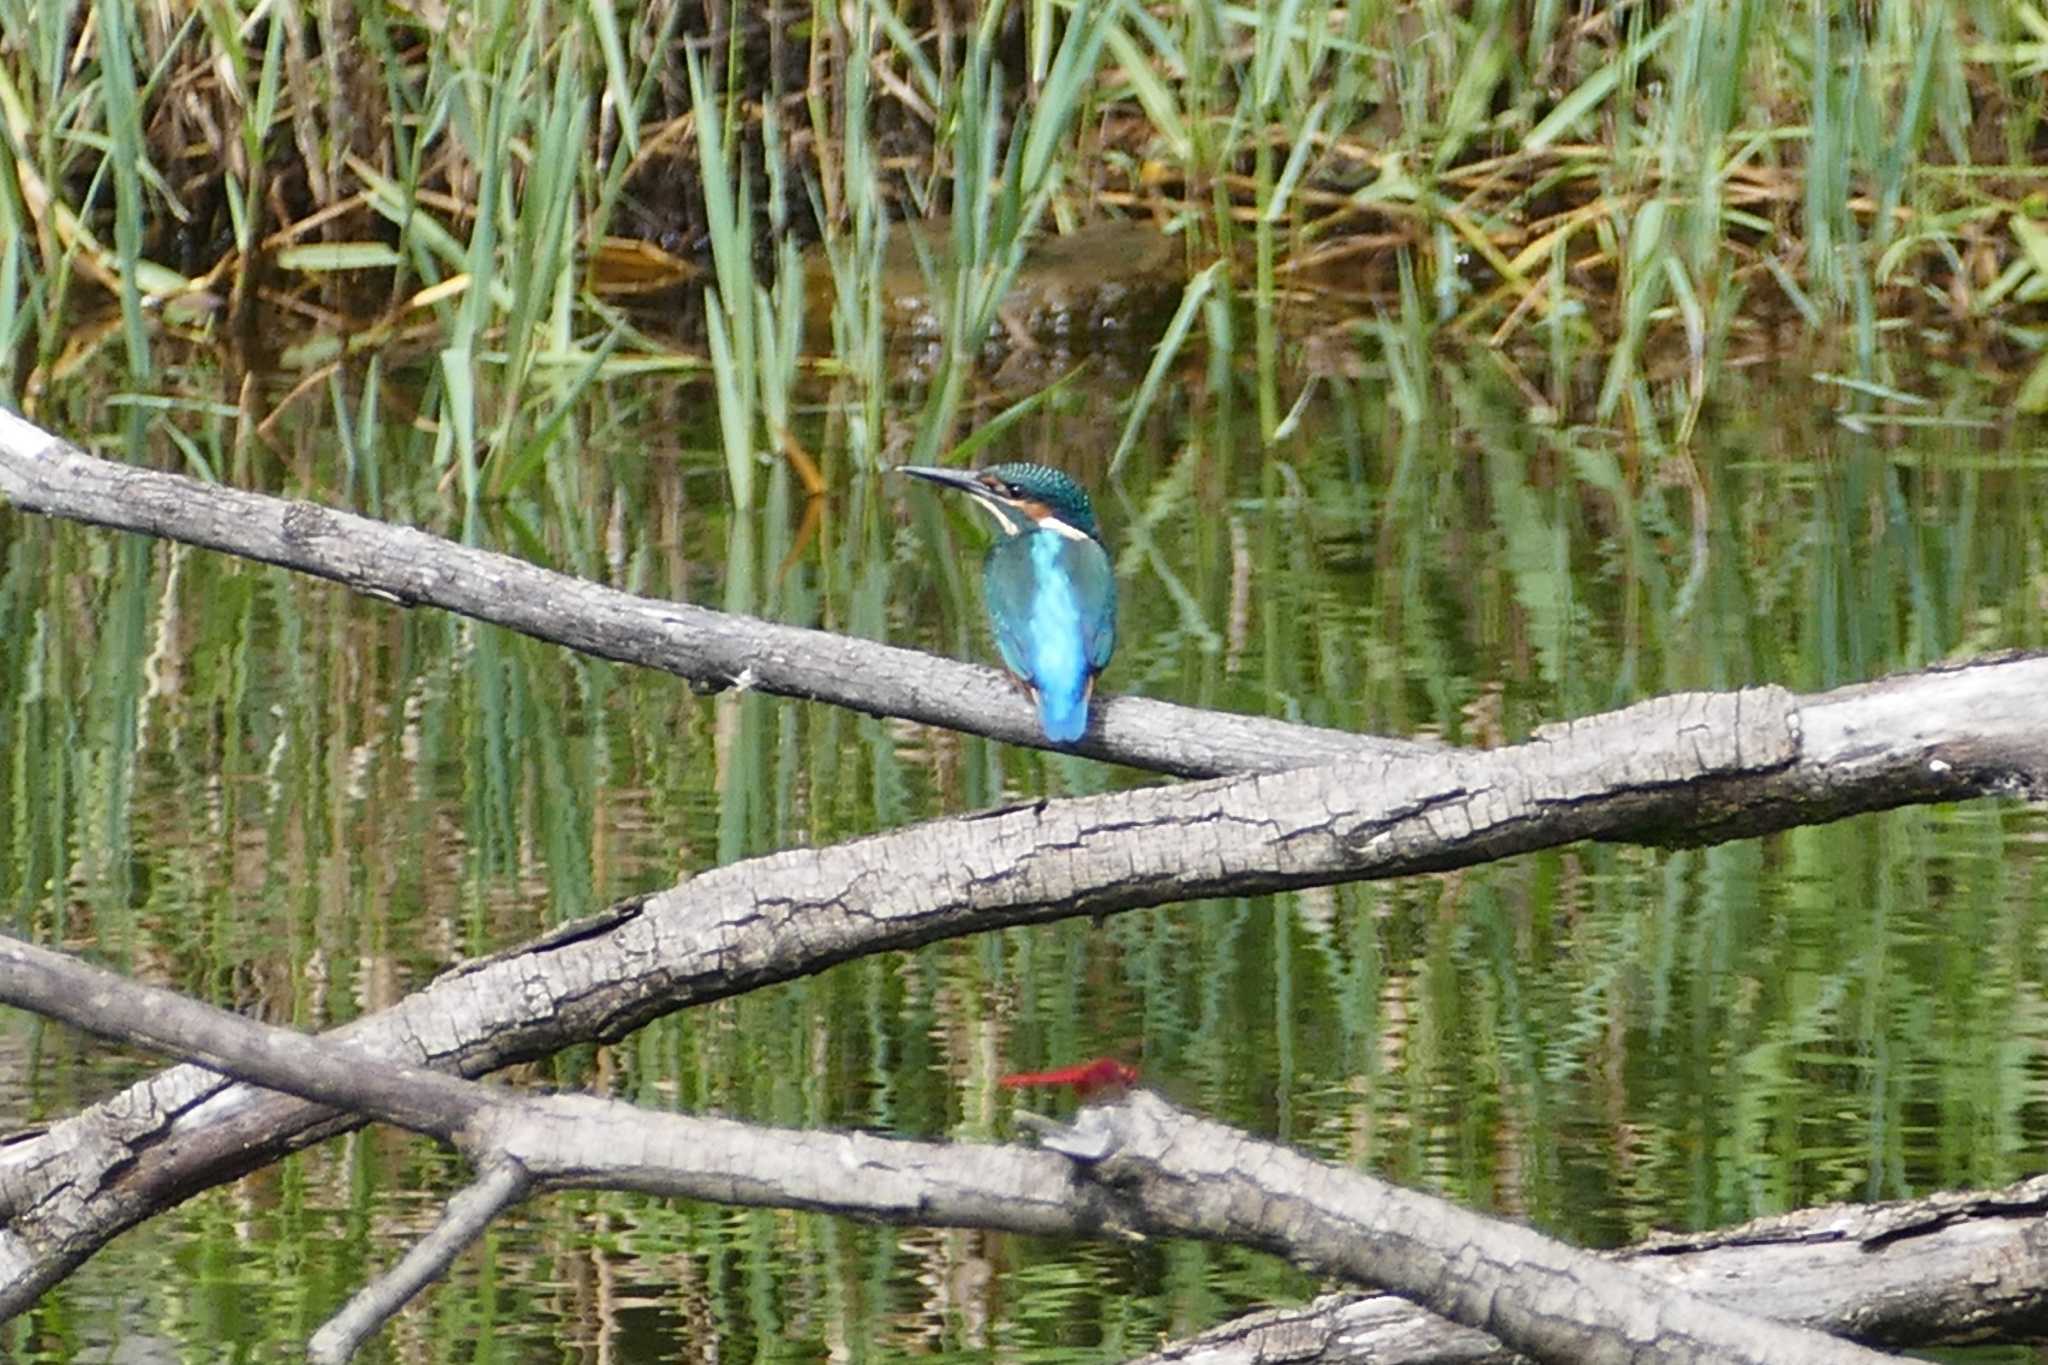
[985,462,1100,538]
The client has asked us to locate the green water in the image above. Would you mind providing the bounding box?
[3,351,2045,1361]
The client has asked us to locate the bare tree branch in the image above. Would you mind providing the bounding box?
[1052,1095,1899,1364]
[0,651,2041,1318]
[0,935,1905,1364]
[0,406,1427,778]
[306,1157,531,1365]
[1132,1171,2048,1364]
[4,404,2046,1347]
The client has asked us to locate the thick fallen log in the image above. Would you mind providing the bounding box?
[3,404,2045,1343]
[0,935,1903,1364]
[1131,1176,2048,1363]
[0,649,2040,1320]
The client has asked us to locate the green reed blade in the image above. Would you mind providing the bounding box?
[1875,5,1945,253]
[1597,195,1672,420]
[2018,354,2048,413]
[0,193,24,406]
[95,0,151,382]
[1018,0,1114,196]
[868,1,943,115]
[755,96,803,463]
[586,0,637,157]
[500,44,589,433]
[947,364,1088,468]
[1103,20,1190,162]
[687,43,761,509]
[1527,13,1677,151]
[1111,259,1225,475]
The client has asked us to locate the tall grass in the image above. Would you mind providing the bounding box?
[806,0,890,471]
[894,0,1116,467]
[689,41,765,511]
[0,0,2044,473]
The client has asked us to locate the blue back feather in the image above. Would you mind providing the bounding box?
[983,528,1115,742]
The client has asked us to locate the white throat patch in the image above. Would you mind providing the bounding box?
[966,493,1028,538]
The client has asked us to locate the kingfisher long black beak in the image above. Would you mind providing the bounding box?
[898,463,1036,545]
[895,465,985,496]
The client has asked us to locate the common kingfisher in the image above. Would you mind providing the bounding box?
[899,462,1117,743]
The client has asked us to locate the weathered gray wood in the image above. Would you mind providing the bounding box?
[3,404,2046,1344]
[0,406,1427,778]
[1058,1093,1898,1364]
[306,1158,531,1365]
[0,651,2041,1320]
[1132,1176,2048,1363]
[0,936,1904,1364]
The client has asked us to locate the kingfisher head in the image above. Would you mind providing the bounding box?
[898,462,1102,543]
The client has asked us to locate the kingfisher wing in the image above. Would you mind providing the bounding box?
[1065,537,1116,672]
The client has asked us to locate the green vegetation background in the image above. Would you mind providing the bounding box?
[2,2,2048,1360]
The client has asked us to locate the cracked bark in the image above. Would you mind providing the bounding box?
[1049,1094,1897,1364]
[0,936,1908,1363]
[4,407,2047,1348]
[1131,1173,2048,1363]
[0,651,2040,1320]
[0,407,1425,778]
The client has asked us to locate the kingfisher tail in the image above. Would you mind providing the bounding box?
[1034,679,1090,742]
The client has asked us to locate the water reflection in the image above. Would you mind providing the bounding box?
[2,354,2044,1358]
